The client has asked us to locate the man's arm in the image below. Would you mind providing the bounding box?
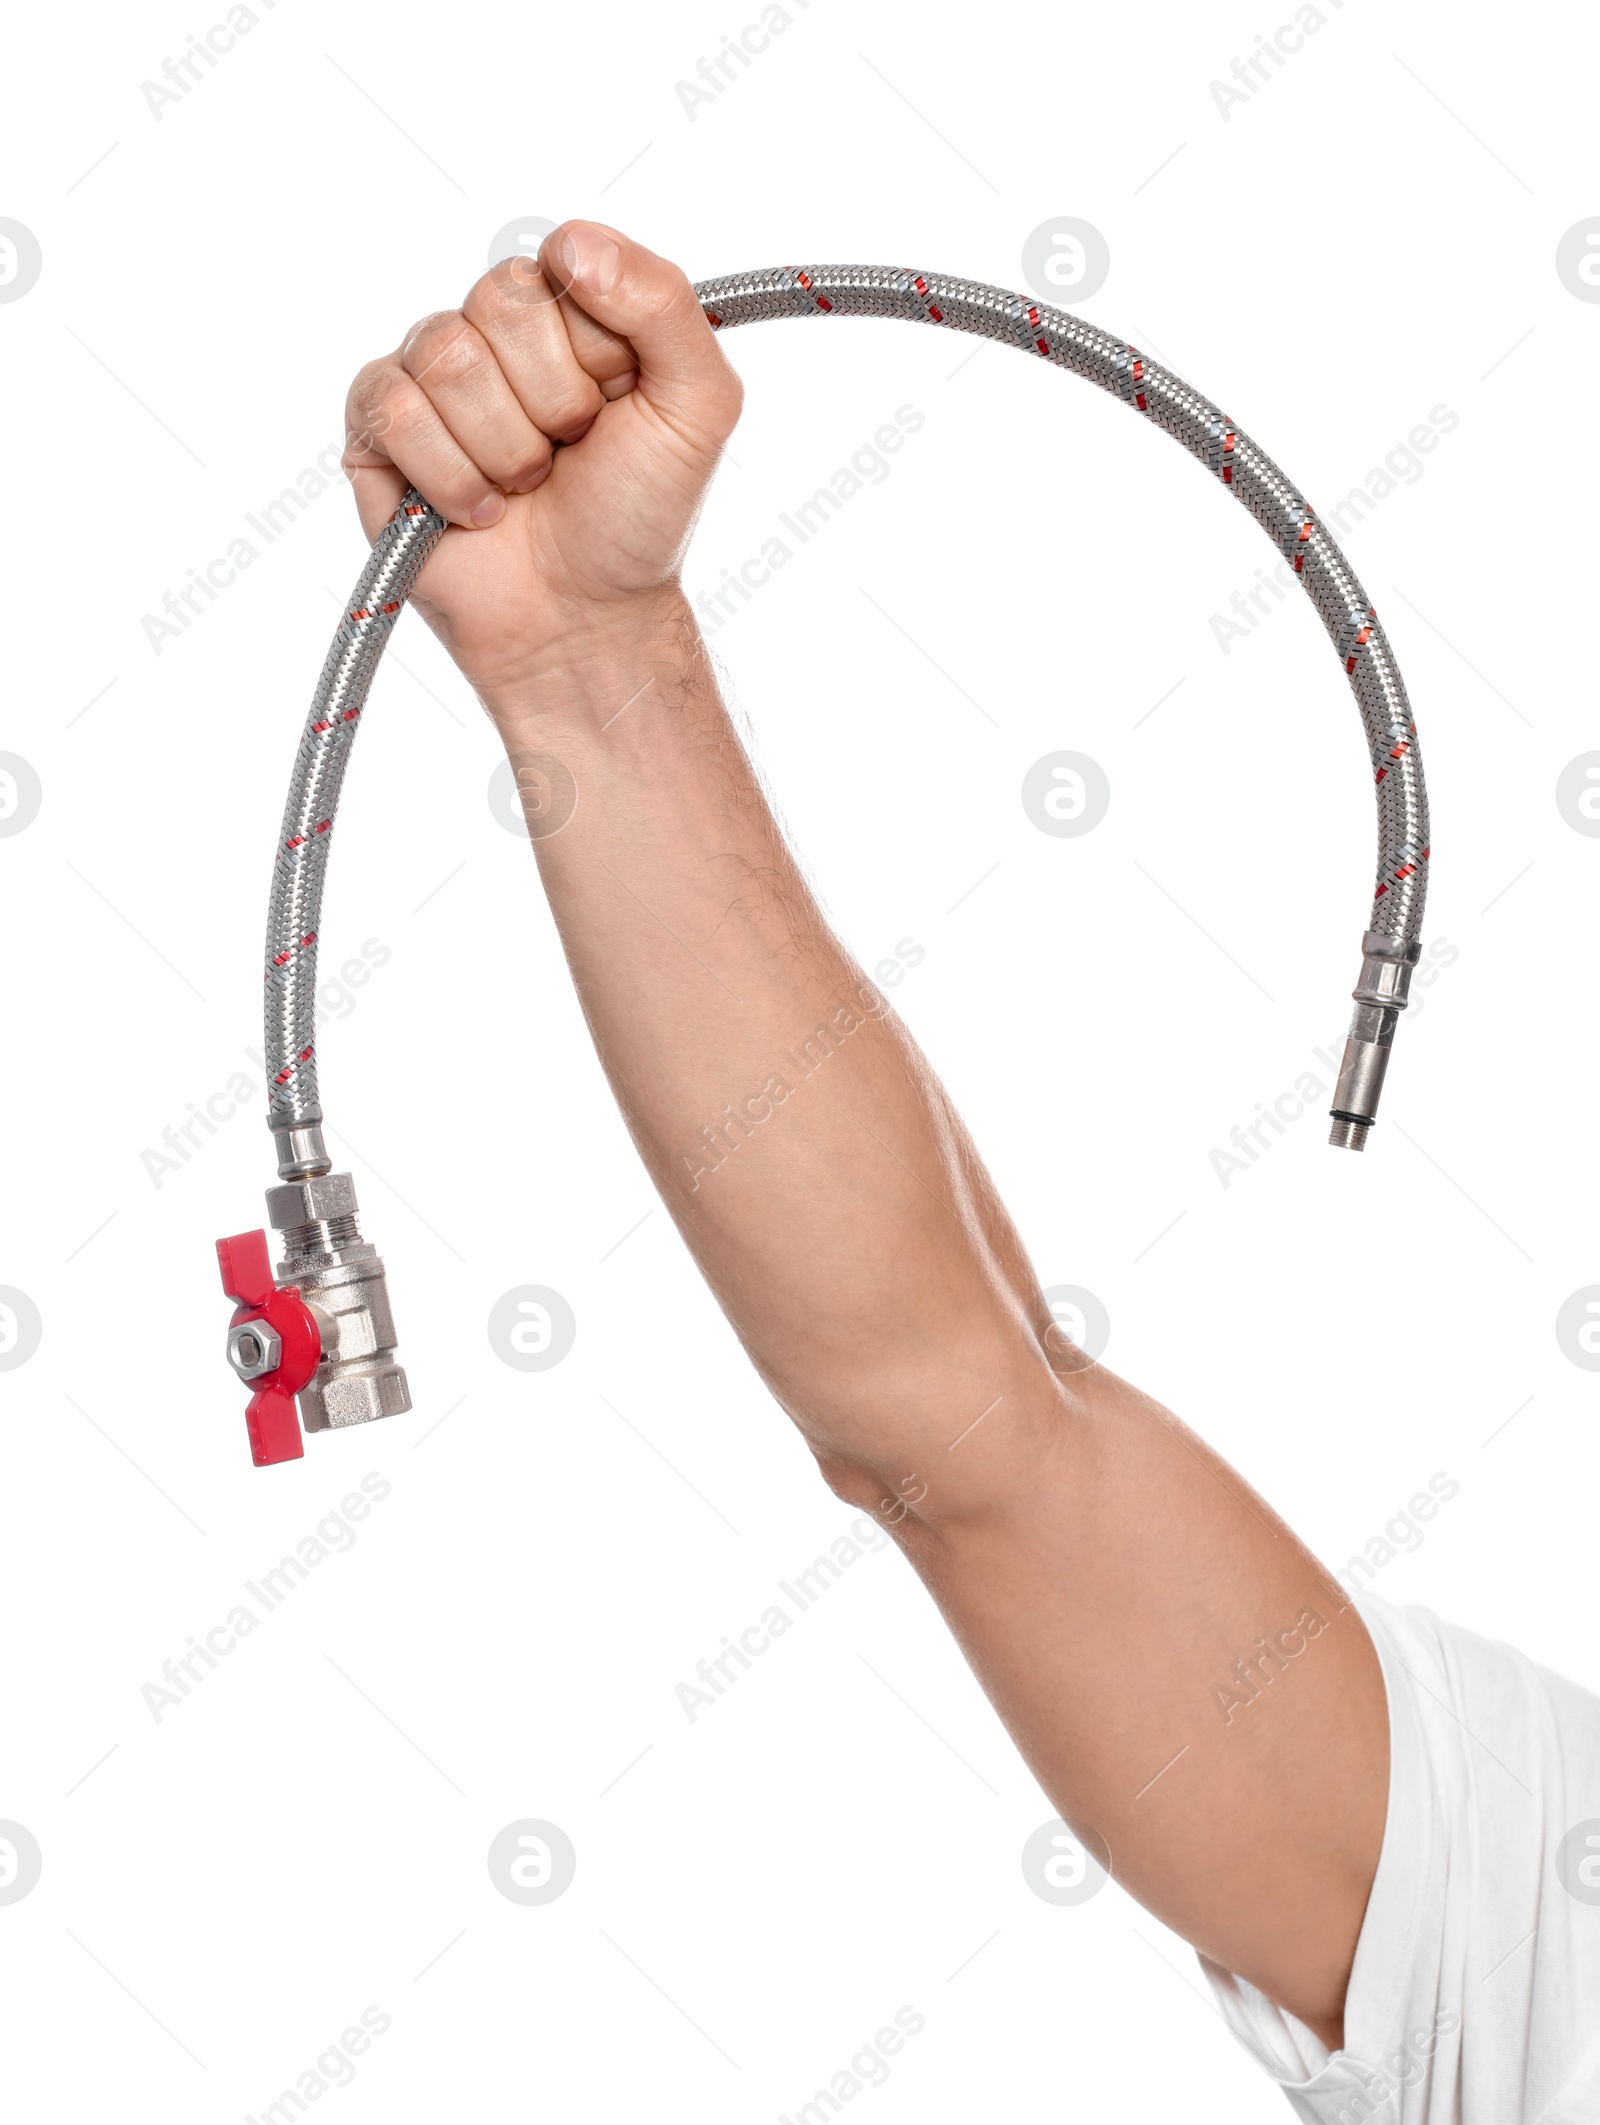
[344,221,1388,2049]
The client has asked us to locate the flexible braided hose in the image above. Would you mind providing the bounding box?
[264,497,446,1144]
[264,264,1430,1165]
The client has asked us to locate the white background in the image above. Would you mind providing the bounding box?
[2,0,1597,2116]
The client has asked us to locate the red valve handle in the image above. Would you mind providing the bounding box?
[216,1230,323,1467]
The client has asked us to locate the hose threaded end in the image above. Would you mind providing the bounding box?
[278,1212,364,1259]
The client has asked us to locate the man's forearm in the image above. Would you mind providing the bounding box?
[480,600,1071,1516]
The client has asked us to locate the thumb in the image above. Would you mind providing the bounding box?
[540,220,742,445]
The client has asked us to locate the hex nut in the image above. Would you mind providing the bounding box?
[227,1319,283,1381]
[266,1171,358,1231]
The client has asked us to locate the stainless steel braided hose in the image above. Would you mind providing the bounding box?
[263,495,447,1181]
[220,262,1432,1465]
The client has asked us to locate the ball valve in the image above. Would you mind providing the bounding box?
[218,1174,410,1467]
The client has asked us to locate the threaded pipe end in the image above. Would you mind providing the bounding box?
[277,1212,363,1258]
[1328,1117,1370,1153]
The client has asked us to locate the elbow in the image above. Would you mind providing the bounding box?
[772,1338,1089,1537]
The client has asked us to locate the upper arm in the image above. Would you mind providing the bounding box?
[882,1357,1387,2049]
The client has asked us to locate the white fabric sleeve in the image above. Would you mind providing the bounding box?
[1198,1591,1600,2123]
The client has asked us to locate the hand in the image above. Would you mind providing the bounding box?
[343,220,742,704]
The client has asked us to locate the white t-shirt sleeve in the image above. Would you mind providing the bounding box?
[1198,1591,1600,2123]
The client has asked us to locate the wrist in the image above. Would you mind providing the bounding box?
[475,588,706,742]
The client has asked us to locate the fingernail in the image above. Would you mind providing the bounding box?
[557,226,621,295]
[470,493,505,528]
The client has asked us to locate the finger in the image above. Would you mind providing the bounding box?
[343,356,506,530]
[400,309,553,495]
[539,221,742,436]
[462,260,613,437]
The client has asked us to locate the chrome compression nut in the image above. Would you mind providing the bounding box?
[266,1171,410,1431]
[265,1169,360,1251]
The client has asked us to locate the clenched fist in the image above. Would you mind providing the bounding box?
[343,220,742,707]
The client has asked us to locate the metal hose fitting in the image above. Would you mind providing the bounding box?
[1328,929,1423,1152]
[238,260,1434,1459]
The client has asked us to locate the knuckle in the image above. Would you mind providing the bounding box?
[539,380,604,435]
[507,450,552,490]
[345,363,404,453]
[506,440,553,487]
[381,391,444,457]
[349,355,391,400]
[401,309,479,385]
[429,445,488,513]
[474,257,557,315]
